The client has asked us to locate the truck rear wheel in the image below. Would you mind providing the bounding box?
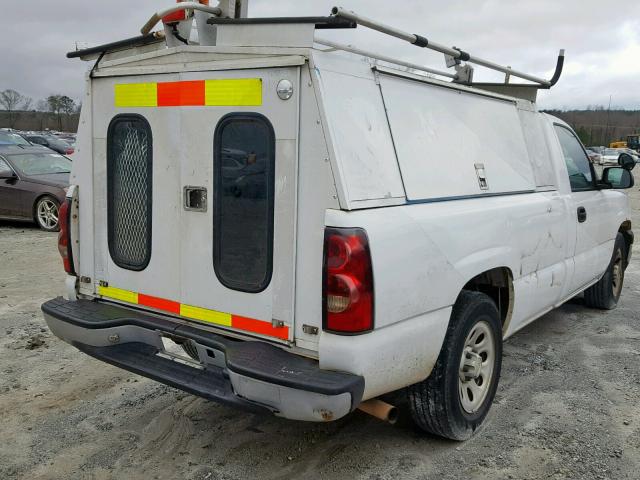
[584,233,627,310]
[407,291,502,440]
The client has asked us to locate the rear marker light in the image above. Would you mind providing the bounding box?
[58,198,75,276]
[323,227,374,334]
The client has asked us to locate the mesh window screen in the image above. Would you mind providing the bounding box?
[107,115,153,271]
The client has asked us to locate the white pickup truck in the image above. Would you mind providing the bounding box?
[42,3,635,440]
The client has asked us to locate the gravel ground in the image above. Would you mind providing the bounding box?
[1,188,639,480]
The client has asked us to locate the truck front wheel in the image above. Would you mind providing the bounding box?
[584,233,627,310]
[407,290,503,440]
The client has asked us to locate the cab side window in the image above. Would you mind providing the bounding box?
[554,125,594,191]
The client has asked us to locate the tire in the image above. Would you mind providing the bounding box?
[584,233,627,310]
[407,290,503,441]
[34,196,60,232]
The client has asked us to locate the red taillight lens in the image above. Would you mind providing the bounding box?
[58,198,75,275]
[66,148,74,155]
[323,228,374,334]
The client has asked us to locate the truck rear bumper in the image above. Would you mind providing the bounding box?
[41,297,364,422]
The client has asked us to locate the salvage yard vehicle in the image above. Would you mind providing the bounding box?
[42,1,635,441]
[24,134,75,156]
[0,146,70,231]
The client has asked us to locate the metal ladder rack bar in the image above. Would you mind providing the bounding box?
[314,38,458,80]
[331,6,565,88]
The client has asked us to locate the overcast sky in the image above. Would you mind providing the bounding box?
[1,0,638,110]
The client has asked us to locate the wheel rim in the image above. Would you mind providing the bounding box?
[459,320,496,414]
[37,199,59,229]
[612,250,623,298]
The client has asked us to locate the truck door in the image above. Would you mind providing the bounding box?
[553,124,612,293]
[94,66,300,345]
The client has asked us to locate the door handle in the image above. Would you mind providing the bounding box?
[577,206,587,223]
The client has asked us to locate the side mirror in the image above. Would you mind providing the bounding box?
[618,153,636,171]
[0,169,16,180]
[602,167,634,189]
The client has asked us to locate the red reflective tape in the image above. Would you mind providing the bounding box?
[157,80,205,107]
[138,294,181,315]
[232,315,289,340]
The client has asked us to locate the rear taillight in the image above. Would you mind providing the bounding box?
[65,148,74,155]
[58,198,75,275]
[323,227,374,334]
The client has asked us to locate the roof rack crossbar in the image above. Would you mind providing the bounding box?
[314,37,458,80]
[331,6,565,88]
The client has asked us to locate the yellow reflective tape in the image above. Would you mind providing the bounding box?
[204,79,262,106]
[98,286,139,304]
[180,304,232,327]
[115,83,158,107]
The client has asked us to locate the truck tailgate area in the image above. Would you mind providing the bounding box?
[42,297,364,421]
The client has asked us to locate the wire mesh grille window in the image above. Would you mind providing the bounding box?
[214,113,275,293]
[107,115,153,271]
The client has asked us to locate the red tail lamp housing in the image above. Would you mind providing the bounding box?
[323,227,374,334]
[58,198,75,275]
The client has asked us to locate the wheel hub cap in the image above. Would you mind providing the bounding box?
[612,252,623,298]
[38,200,59,229]
[460,348,483,381]
[458,320,496,414]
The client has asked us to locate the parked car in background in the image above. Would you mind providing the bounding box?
[0,130,32,146]
[622,148,640,163]
[587,146,606,155]
[24,134,75,156]
[586,150,602,164]
[601,148,640,166]
[0,146,70,231]
[55,133,77,145]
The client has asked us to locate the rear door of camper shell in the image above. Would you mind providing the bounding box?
[89,65,300,344]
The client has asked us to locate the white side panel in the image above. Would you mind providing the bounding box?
[314,67,405,204]
[518,109,556,188]
[319,307,451,400]
[378,73,535,201]
[73,71,95,296]
[293,65,339,350]
[325,190,570,332]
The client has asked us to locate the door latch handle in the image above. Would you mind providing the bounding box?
[577,206,587,223]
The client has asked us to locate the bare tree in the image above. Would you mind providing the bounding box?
[0,89,33,128]
[36,99,49,112]
[22,98,33,112]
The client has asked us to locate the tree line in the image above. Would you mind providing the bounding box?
[543,108,640,147]
[0,89,80,131]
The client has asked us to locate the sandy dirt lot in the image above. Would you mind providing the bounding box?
[1,188,640,480]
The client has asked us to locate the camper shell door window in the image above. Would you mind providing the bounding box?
[213,113,275,293]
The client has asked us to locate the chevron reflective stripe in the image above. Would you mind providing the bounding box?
[97,285,288,340]
[114,79,262,107]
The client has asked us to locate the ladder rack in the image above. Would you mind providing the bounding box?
[330,6,565,89]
